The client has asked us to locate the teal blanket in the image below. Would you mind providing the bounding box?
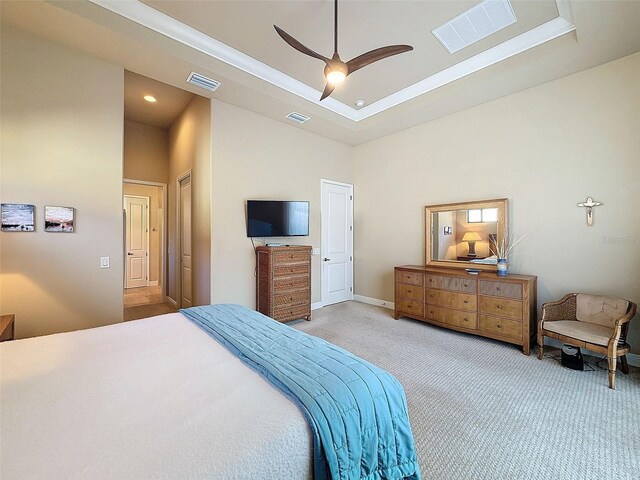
[181,304,420,480]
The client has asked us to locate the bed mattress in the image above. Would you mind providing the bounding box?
[0,312,312,479]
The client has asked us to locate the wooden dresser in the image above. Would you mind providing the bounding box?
[256,245,312,322]
[394,266,537,354]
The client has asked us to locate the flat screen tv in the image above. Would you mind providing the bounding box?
[246,200,309,238]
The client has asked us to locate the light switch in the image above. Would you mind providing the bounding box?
[312,248,320,255]
[100,257,110,269]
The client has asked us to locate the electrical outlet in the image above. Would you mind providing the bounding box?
[312,248,320,255]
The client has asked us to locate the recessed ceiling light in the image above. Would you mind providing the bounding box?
[355,99,365,108]
[143,95,157,103]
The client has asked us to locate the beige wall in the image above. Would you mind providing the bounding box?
[123,120,169,184]
[353,53,640,351]
[0,26,124,338]
[123,183,163,285]
[210,100,353,308]
[168,96,211,306]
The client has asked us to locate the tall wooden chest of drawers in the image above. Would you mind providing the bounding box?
[394,265,537,354]
[256,245,312,322]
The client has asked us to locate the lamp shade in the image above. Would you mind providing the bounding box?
[461,231,482,242]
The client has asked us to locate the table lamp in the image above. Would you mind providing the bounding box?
[462,231,482,257]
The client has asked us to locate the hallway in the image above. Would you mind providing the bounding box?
[124,286,177,321]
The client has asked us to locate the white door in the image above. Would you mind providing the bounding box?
[179,175,193,308]
[124,195,149,289]
[321,180,353,305]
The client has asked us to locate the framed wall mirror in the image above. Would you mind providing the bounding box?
[425,198,508,271]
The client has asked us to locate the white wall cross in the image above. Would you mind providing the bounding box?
[577,197,603,226]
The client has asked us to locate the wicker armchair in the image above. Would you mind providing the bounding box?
[537,293,637,389]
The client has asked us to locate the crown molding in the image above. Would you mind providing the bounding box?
[90,0,575,123]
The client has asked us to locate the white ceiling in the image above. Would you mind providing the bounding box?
[2,1,640,145]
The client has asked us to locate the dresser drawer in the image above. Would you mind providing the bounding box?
[274,290,310,308]
[273,275,309,291]
[397,299,424,317]
[396,284,424,302]
[440,276,478,293]
[273,250,310,264]
[426,289,476,312]
[445,309,478,330]
[479,314,522,340]
[479,296,522,320]
[424,304,446,323]
[397,271,423,286]
[274,263,310,277]
[274,304,310,322]
[425,274,443,289]
[479,280,522,300]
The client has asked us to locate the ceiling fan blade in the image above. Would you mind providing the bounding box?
[320,82,335,101]
[274,25,329,63]
[346,45,413,75]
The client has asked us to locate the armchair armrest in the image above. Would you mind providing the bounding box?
[541,294,577,322]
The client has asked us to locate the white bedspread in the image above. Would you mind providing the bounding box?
[0,312,312,479]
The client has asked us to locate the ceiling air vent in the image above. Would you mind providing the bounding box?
[186,72,221,92]
[433,0,517,54]
[285,112,310,124]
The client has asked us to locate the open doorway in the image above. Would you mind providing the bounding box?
[123,180,170,320]
[122,70,211,320]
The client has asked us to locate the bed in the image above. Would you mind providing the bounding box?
[1,304,420,480]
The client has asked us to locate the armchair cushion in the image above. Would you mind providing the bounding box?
[542,320,612,347]
[576,294,629,329]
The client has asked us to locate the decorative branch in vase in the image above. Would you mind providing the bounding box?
[490,229,527,277]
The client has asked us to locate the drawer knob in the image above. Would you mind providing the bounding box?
[463,300,469,304]
[496,287,502,291]
[407,290,412,294]
[463,283,468,287]
[497,324,502,328]
[497,305,503,309]
[430,310,434,315]
[407,305,412,309]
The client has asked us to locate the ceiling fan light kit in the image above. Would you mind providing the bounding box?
[274,0,413,100]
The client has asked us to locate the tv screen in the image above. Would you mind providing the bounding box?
[246,200,309,238]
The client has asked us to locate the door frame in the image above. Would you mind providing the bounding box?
[320,179,354,307]
[123,179,168,301]
[176,170,192,309]
[123,194,150,289]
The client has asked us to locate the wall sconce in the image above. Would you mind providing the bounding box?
[461,231,482,257]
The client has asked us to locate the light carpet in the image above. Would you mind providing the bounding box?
[293,301,640,480]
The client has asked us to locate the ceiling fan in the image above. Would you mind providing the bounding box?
[274,0,413,101]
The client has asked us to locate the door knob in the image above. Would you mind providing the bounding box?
[127,252,134,256]
[323,258,330,262]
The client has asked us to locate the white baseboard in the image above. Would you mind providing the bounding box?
[544,338,640,367]
[353,295,394,310]
[166,296,177,308]
[148,281,159,287]
[311,302,323,311]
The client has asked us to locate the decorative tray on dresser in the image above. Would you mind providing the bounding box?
[394,265,537,354]
[256,245,312,322]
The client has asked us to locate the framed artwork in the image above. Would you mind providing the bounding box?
[1,203,35,232]
[45,206,75,232]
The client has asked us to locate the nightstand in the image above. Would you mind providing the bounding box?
[0,314,15,342]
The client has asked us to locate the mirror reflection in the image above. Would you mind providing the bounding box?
[431,209,499,264]
[425,199,507,270]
